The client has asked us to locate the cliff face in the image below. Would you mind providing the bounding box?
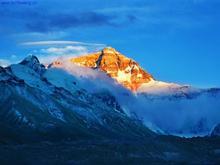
[70,47,153,91]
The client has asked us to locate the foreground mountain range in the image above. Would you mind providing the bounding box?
[1,47,220,138]
[0,55,156,142]
[1,47,220,163]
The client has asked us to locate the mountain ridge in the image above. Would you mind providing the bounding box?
[0,55,155,142]
[1,50,220,137]
[68,47,154,91]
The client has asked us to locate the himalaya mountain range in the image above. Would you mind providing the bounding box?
[1,47,220,164]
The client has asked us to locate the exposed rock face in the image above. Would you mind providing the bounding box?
[70,47,153,91]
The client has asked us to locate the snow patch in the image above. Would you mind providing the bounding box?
[10,64,52,94]
[137,79,182,94]
[117,70,131,83]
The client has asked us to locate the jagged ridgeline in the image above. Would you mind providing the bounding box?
[52,47,154,91]
[1,47,220,142]
[0,55,155,142]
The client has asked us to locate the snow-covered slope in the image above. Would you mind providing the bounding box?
[137,80,182,94]
[137,79,202,97]
[47,53,220,137]
[0,55,155,141]
[1,54,220,139]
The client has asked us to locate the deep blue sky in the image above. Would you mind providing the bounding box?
[0,0,220,87]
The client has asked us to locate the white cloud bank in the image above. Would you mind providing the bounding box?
[46,58,220,137]
[0,59,10,67]
[21,40,106,64]
[21,40,106,47]
[37,45,89,64]
[0,55,18,67]
[41,46,87,55]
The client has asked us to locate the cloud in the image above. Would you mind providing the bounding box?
[24,11,118,32]
[20,40,106,64]
[46,58,130,94]
[1,0,219,35]
[0,55,18,67]
[41,46,87,55]
[45,56,220,137]
[0,5,138,34]
[136,94,220,136]
[35,46,88,64]
[95,6,157,14]
[0,59,10,67]
[30,45,105,64]
[21,40,105,46]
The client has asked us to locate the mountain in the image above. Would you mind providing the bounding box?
[68,47,154,91]
[49,47,220,137]
[0,55,155,142]
[1,48,220,138]
[50,47,215,97]
[2,50,220,164]
[55,47,194,95]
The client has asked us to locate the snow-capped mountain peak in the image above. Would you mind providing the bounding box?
[1,53,220,139]
[19,55,46,76]
[65,47,154,91]
[48,47,194,94]
[20,55,40,66]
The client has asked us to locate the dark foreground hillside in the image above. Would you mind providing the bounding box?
[1,136,220,164]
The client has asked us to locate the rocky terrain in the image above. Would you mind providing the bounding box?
[69,47,153,91]
[1,48,220,164]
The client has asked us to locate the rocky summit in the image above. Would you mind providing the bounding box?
[70,47,153,91]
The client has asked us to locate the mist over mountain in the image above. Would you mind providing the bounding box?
[1,47,220,163]
[1,47,220,138]
[1,0,220,163]
[48,47,220,137]
[1,54,157,142]
[2,47,218,137]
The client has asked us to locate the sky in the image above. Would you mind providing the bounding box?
[0,0,220,87]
